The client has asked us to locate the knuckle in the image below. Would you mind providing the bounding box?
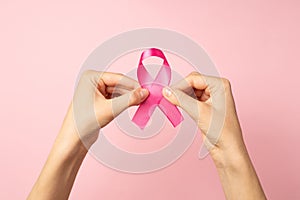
[115,72,123,77]
[188,71,201,78]
[80,70,93,83]
[221,78,231,89]
[82,70,96,77]
[80,70,105,85]
[81,70,101,81]
[188,72,203,86]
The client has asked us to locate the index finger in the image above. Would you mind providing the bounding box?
[172,72,208,92]
[97,71,139,90]
[172,72,225,95]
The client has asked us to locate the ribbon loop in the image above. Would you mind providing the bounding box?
[132,48,184,129]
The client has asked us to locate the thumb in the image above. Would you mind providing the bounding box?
[110,87,149,117]
[128,87,149,106]
[162,87,203,123]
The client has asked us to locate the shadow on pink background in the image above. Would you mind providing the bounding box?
[0,0,299,199]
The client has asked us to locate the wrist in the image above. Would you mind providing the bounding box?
[54,104,89,161]
[209,137,267,200]
[210,140,250,171]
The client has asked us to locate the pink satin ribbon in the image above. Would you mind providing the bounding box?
[132,48,184,129]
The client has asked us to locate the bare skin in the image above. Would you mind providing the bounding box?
[163,72,267,200]
[28,71,266,200]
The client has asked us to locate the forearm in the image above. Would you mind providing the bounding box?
[28,106,88,200]
[211,140,267,200]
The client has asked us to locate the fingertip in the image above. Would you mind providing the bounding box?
[131,88,149,105]
[162,87,179,106]
[139,88,149,100]
[163,87,172,98]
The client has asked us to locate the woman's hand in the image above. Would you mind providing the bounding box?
[73,70,149,148]
[162,71,242,164]
[162,72,267,200]
[28,71,149,200]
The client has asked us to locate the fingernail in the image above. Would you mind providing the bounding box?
[164,87,172,97]
[140,89,147,98]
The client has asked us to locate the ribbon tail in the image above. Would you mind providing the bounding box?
[158,98,184,127]
[132,100,157,129]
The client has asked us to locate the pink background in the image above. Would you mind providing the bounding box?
[1,0,300,199]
